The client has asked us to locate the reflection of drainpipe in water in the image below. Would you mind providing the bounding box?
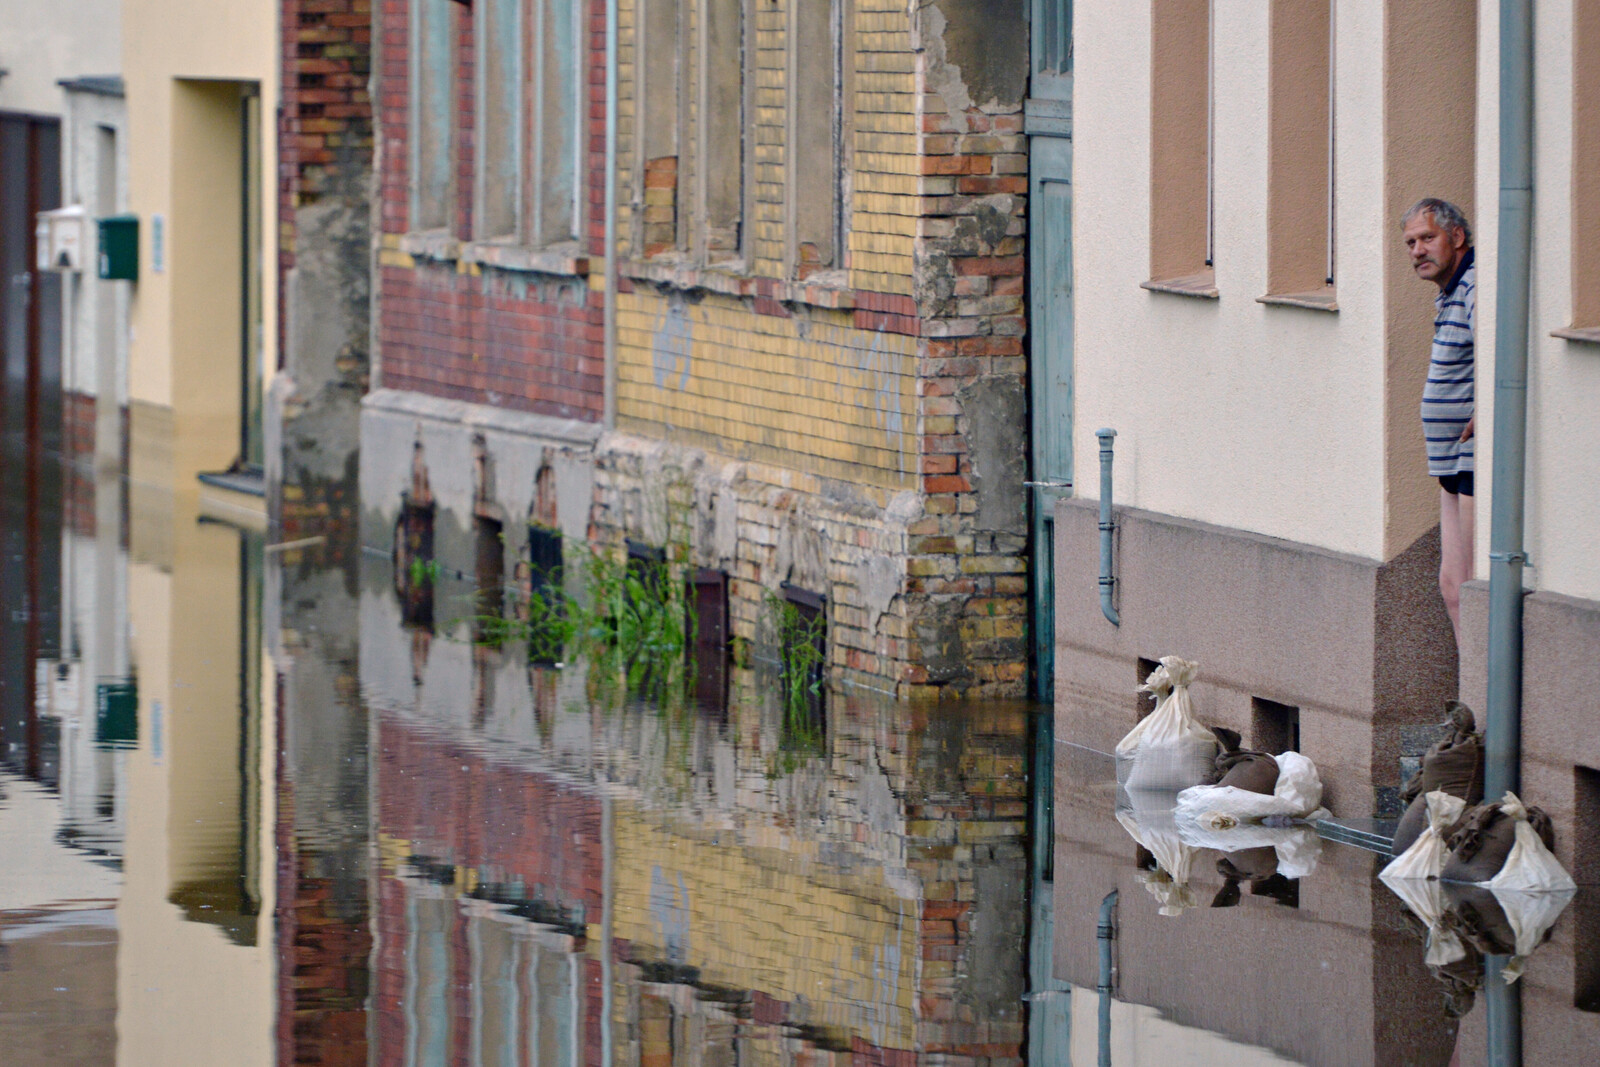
[1097,889,1118,1067]
[1096,430,1120,626]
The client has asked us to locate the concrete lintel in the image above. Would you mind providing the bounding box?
[362,388,604,448]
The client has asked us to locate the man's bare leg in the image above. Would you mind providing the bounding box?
[1439,487,1475,643]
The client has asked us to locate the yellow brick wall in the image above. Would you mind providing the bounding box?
[610,801,919,1048]
[616,290,918,491]
[849,0,918,296]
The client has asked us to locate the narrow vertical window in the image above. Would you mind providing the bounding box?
[790,0,851,277]
[411,0,456,231]
[532,0,582,245]
[476,0,524,239]
[639,0,683,254]
[1265,0,1334,300]
[699,0,745,259]
[1570,0,1600,330]
[1148,0,1212,287]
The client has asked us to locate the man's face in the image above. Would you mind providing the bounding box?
[1404,211,1468,288]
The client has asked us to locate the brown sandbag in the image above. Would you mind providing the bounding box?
[1440,800,1557,883]
[1202,727,1280,794]
[1401,700,1485,807]
[1394,702,1487,855]
[1438,884,1517,957]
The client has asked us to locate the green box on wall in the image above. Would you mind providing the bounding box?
[98,214,139,281]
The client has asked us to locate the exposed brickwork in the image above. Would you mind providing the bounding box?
[370,0,608,421]
[599,1,1031,698]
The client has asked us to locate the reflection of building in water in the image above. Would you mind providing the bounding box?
[1052,746,1461,1067]
[364,561,1031,1063]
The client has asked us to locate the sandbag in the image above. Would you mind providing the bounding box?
[1174,818,1324,881]
[1174,750,1330,826]
[1203,727,1281,794]
[1441,792,1573,890]
[1401,700,1485,807]
[1395,701,1485,853]
[1115,657,1218,792]
[1382,790,1468,880]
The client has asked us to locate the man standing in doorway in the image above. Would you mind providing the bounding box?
[1403,197,1475,643]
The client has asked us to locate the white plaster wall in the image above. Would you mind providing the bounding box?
[0,0,120,117]
[1073,0,1391,560]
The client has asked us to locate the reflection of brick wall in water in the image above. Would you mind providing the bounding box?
[275,783,371,1067]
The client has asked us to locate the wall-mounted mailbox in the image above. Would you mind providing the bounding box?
[36,206,88,272]
[98,214,139,281]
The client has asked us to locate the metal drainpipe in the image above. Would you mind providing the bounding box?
[1484,2,1534,1063]
[602,0,619,430]
[1097,889,1118,1067]
[1096,429,1120,626]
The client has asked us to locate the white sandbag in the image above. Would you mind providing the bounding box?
[1381,790,1468,881]
[1380,874,1469,968]
[1494,886,1577,983]
[1175,819,1324,881]
[1115,657,1217,792]
[1480,794,1577,893]
[1173,750,1330,825]
[1116,788,1200,916]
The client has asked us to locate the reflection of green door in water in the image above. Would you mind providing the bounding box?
[1027,1,1074,702]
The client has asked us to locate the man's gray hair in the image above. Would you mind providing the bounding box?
[1402,197,1473,244]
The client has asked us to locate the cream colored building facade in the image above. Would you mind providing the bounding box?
[122,0,278,507]
[1058,0,1600,884]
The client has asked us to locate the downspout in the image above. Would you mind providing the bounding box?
[1096,429,1119,625]
[602,0,619,430]
[1484,2,1534,1064]
[1096,889,1118,1067]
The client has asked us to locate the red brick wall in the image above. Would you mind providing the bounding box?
[372,0,608,421]
[280,0,375,366]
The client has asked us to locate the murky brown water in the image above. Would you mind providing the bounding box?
[2,442,1596,1065]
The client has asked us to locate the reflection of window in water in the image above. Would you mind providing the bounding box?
[405,890,454,1066]
[463,903,582,1065]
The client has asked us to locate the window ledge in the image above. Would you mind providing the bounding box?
[620,259,857,310]
[1141,271,1219,299]
[1257,288,1338,312]
[463,241,588,276]
[1551,326,1600,345]
[399,230,459,262]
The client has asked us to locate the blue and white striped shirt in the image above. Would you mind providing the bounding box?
[1422,250,1475,477]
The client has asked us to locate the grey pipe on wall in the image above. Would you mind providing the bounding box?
[1097,429,1119,626]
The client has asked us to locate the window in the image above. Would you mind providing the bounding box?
[1252,697,1300,754]
[698,0,746,258]
[789,0,851,277]
[530,0,583,245]
[1148,0,1212,289]
[639,0,683,254]
[1265,0,1335,301]
[476,0,523,239]
[1569,0,1600,333]
[410,0,456,231]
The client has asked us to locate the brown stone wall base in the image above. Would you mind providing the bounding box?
[1053,498,1457,816]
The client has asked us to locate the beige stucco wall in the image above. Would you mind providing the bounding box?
[122,0,277,486]
[1073,0,1455,563]
[0,0,120,116]
[1472,0,1600,604]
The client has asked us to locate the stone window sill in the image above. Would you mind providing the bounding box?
[621,258,856,310]
[1257,287,1338,312]
[1551,325,1600,345]
[398,231,588,276]
[1141,271,1219,299]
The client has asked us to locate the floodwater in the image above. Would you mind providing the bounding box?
[2,439,1597,1066]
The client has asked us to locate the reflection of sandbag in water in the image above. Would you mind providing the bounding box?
[1115,787,1201,916]
[1174,751,1330,826]
[1203,727,1280,795]
[1393,701,1485,854]
[1440,792,1575,891]
[1208,847,1298,908]
[1115,657,1218,792]
[1381,871,1484,1017]
[1175,818,1324,881]
[1382,790,1468,880]
[1438,882,1575,984]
